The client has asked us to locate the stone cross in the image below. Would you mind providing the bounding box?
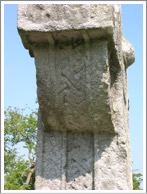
[17,4,135,190]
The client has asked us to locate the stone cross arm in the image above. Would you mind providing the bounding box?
[17,4,135,134]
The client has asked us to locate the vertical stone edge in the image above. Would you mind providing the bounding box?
[93,132,99,190]
[35,113,67,190]
[122,58,133,189]
[60,131,67,190]
[35,109,45,190]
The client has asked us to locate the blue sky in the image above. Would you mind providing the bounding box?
[3,2,144,186]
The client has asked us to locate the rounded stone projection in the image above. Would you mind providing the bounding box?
[18,4,135,190]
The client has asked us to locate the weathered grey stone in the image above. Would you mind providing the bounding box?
[17,4,135,190]
[18,4,114,32]
[122,36,135,67]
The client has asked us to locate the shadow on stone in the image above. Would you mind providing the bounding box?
[35,123,115,189]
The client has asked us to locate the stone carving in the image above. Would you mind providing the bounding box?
[17,4,135,190]
[122,36,135,68]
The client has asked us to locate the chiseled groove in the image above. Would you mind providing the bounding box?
[93,132,99,190]
[92,132,95,190]
[65,131,68,187]
[82,31,95,190]
[60,131,67,190]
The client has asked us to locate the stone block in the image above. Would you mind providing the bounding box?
[17,4,135,190]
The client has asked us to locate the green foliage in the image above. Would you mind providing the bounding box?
[4,153,30,190]
[4,106,37,190]
[133,170,143,190]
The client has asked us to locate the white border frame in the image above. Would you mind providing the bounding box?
[1,1,146,193]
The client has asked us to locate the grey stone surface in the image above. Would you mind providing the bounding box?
[122,36,135,67]
[33,39,114,133]
[18,4,135,190]
[18,4,114,32]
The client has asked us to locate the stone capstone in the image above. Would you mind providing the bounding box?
[17,4,135,190]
